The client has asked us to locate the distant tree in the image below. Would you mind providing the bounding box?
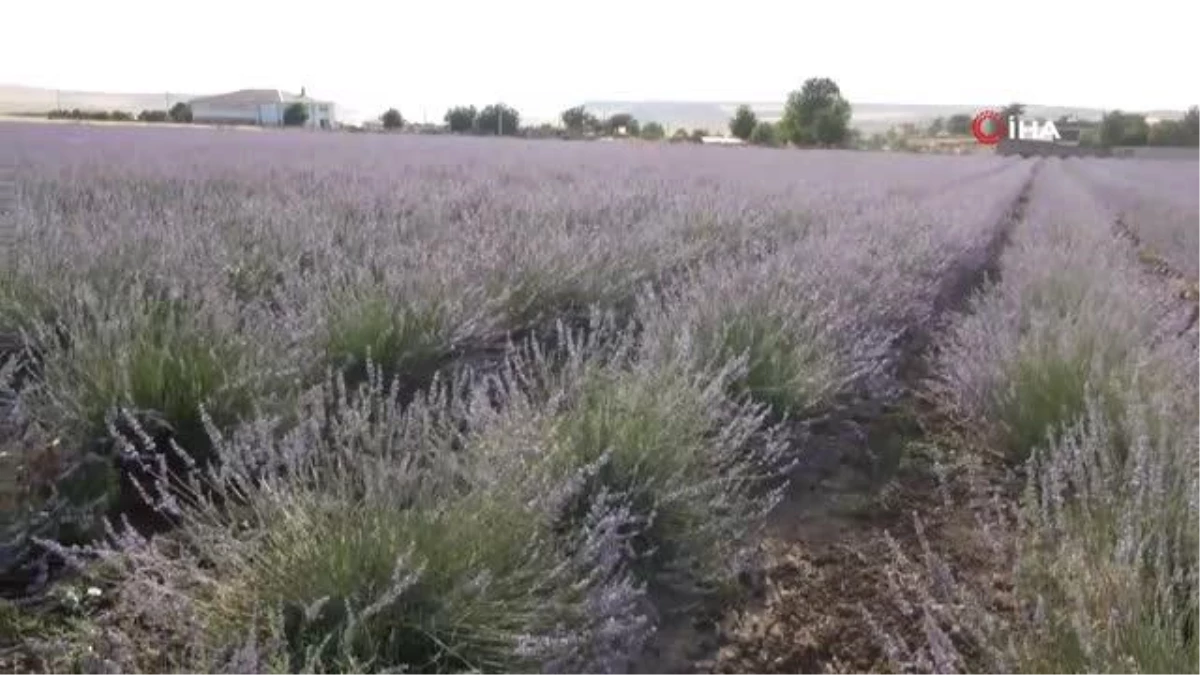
[283,102,309,126]
[670,128,691,143]
[749,121,777,146]
[729,105,758,141]
[690,128,709,143]
[110,110,133,122]
[946,113,972,135]
[1184,105,1199,145]
[168,102,192,123]
[444,105,478,133]
[381,108,405,130]
[1100,110,1149,146]
[561,105,596,134]
[1001,102,1026,119]
[477,104,520,135]
[1101,111,1127,146]
[1148,120,1190,146]
[604,112,639,136]
[927,117,945,135]
[779,77,852,146]
[640,121,666,140]
[1122,114,1149,145]
[138,110,169,122]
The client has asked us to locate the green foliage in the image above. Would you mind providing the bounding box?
[477,104,520,136]
[168,102,192,123]
[994,346,1095,461]
[1001,102,1026,119]
[748,121,777,146]
[549,373,713,581]
[283,102,309,127]
[213,484,570,673]
[946,113,972,135]
[380,108,404,130]
[59,302,260,461]
[639,121,665,140]
[1147,120,1184,146]
[323,292,449,389]
[604,113,639,137]
[690,128,708,142]
[1185,105,1199,142]
[1100,110,1150,147]
[779,77,852,147]
[729,105,757,141]
[704,306,835,417]
[560,106,598,134]
[137,110,169,123]
[444,105,477,133]
[46,109,130,122]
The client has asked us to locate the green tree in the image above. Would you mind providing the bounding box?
[1184,105,1199,144]
[1100,111,1125,147]
[927,117,945,135]
[670,128,691,143]
[946,113,972,135]
[381,108,404,130]
[640,121,666,140]
[477,104,520,135]
[168,102,192,123]
[779,77,852,147]
[1100,111,1149,147]
[690,128,708,142]
[444,105,478,133]
[1122,114,1150,145]
[605,112,639,136]
[283,102,309,126]
[729,105,758,141]
[1148,120,1189,146]
[1001,102,1026,119]
[561,106,598,134]
[749,121,777,146]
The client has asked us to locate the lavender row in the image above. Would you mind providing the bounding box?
[916,158,1198,673]
[1064,157,1200,278]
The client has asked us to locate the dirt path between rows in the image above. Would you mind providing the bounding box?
[687,162,1043,674]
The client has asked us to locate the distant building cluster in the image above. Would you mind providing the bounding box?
[187,88,337,128]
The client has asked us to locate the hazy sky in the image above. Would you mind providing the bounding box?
[3,0,1196,123]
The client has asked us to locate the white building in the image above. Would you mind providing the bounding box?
[187,88,337,128]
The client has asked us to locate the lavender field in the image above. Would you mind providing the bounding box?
[1,122,1197,674]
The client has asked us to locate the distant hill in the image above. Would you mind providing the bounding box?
[0,84,198,115]
[581,100,1188,135]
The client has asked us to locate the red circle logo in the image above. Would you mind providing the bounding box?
[971,110,1007,145]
